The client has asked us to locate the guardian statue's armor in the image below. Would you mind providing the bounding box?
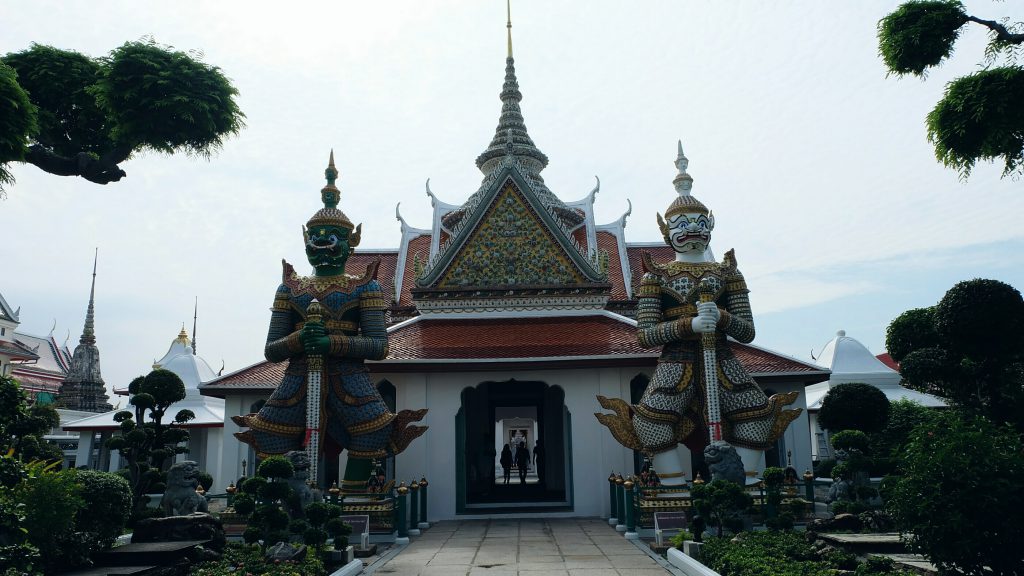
[597,143,800,483]
[234,153,426,479]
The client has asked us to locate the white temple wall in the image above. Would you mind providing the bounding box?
[378,365,643,521]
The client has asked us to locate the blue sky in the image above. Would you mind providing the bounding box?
[2,1,1022,392]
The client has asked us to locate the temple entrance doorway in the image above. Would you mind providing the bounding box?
[456,380,573,514]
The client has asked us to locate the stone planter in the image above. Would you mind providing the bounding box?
[323,545,353,566]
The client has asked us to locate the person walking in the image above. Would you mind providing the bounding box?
[515,442,530,484]
[499,444,513,484]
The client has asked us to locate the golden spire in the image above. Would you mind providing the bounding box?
[506,0,513,58]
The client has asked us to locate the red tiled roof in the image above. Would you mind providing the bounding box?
[572,228,589,255]
[202,318,827,393]
[730,342,826,376]
[348,251,398,304]
[398,235,431,307]
[200,360,286,393]
[598,231,627,300]
[626,244,675,291]
[387,315,648,360]
[876,353,900,372]
[9,371,61,393]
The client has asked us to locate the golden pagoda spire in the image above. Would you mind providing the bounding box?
[506,0,513,58]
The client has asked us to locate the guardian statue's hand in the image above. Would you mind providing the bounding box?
[300,321,330,355]
[691,302,720,334]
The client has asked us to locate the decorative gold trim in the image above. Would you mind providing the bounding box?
[295,319,359,332]
[664,304,698,318]
[658,471,686,479]
[347,411,395,435]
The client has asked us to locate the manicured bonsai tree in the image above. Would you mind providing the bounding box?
[232,455,348,554]
[105,369,194,519]
[691,479,753,537]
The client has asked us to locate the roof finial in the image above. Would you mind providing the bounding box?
[672,140,694,196]
[322,149,340,209]
[192,297,198,355]
[506,0,513,58]
[79,248,98,345]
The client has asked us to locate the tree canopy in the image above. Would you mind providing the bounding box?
[877,1,1024,178]
[817,382,891,434]
[887,278,1024,431]
[0,39,244,194]
[887,410,1024,576]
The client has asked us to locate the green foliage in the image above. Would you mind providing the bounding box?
[691,479,753,538]
[885,307,937,363]
[936,278,1024,359]
[869,399,940,465]
[0,61,37,191]
[92,40,243,156]
[0,375,63,463]
[259,480,291,502]
[232,493,255,515]
[0,39,243,190]
[877,1,967,76]
[887,410,1024,575]
[760,467,784,489]
[198,471,213,492]
[668,530,695,548]
[3,45,106,158]
[241,475,267,495]
[257,456,294,480]
[104,369,191,517]
[191,543,324,576]
[15,461,89,573]
[818,383,891,434]
[813,458,836,479]
[929,66,1024,177]
[894,279,1024,431]
[878,2,1024,177]
[74,470,132,549]
[702,531,840,576]
[831,430,870,453]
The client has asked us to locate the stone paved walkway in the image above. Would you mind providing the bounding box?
[369,518,674,576]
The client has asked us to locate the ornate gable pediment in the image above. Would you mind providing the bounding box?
[411,167,610,312]
[439,181,586,288]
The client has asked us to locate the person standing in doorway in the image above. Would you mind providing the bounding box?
[499,444,513,484]
[515,442,530,484]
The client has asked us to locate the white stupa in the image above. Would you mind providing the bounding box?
[64,327,226,487]
[806,330,945,459]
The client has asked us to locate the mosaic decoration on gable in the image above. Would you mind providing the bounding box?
[436,183,589,288]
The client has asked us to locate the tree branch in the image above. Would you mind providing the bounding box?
[23,143,132,184]
[966,15,1024,45]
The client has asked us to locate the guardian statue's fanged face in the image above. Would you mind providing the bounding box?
[304,224,351,274]
[666,211,714,255]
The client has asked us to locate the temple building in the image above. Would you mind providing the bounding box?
[64,327,225,476]
[201,18,829,519]
[806,330,946,460]
[56,253,113,413]
[0,290,76,404]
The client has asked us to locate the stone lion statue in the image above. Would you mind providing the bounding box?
[284,450,321,518]
[161,460,209,516]
[703,441,746,486]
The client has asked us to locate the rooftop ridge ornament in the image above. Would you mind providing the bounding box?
[475,0,549,176]
[507,0,513,58]
[658,141,710,240]
[80,248,98,345]
[322,149,341,209]
[306,150,359,245]
[672,140,694,196]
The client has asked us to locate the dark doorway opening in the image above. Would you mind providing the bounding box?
[456,380,573,514]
